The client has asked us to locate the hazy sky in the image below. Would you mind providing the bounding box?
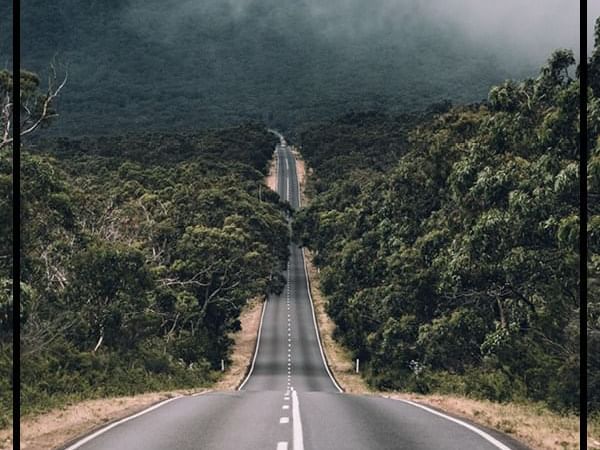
[127,0,582,63]
[417,0,580,58]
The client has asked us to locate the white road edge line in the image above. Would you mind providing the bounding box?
[300,248,344,393]
[292,390,305,450]
[63,395,187,450]
[395,399,513,450]
[238,296,268,390]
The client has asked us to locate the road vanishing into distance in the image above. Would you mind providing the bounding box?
[63,133,528,450]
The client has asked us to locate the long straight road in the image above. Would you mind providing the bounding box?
[64,133,528,450]
[240,134,339,394]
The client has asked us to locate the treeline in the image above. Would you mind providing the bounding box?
[294,49,581,413]
[0,123,288,425]
[13,0,530,135]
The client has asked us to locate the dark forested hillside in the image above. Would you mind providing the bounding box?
[13,0,542,136]
[0,123,288,424]
[294,48,581,413]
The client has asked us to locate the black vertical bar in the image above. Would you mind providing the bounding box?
[12,0,21,447]
[580,1,588,447]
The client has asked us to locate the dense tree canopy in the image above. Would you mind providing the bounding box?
[1,122,288,425]
[294,49,581,412]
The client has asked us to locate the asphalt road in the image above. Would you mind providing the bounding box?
[65,134,528,450]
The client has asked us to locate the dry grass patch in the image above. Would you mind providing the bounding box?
[291,147,308,206]
[214,296,265,390]
[303,250,373,394]
[387,393,586,450]
[8,388,207,450]
[589,418,600,450]
[266,150,277,192]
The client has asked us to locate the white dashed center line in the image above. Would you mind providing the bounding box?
[276,442,288,450]
[280,417,289,424]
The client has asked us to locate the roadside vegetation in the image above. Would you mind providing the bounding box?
[0,110,290,426]
[294,46,582,418]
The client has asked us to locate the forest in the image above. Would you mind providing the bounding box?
[294,47,587,414]
[0,0,588,434]
[10,0,539,136]
[0,120,290,426]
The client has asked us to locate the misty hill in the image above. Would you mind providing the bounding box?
[14,0,550,135]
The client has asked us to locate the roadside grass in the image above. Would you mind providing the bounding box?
[590,416,600,449]
[7,389,208,450]
[389,393,585,450]
[213,296,265,390]
[266,150,278,192]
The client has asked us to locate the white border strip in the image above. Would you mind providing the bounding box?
[393,398,514,450]
[63,396,185,450]
[238,297,268,390]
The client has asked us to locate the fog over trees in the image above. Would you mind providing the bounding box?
[10,0,580,135]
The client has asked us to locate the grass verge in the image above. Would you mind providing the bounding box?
[213,296,265,390]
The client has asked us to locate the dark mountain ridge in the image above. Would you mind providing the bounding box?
[13,0,541,135]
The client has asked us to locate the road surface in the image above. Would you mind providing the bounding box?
[64,133,528,450]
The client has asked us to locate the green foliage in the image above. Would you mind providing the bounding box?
[294,50,580,412]
[10,122,289,419]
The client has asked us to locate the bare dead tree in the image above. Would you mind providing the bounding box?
[0,61,68,150]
